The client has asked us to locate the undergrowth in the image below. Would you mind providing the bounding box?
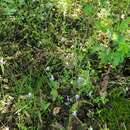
[0,0,130,130]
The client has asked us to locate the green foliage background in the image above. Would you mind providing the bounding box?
[0,0,130,129]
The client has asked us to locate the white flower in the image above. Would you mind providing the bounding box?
[28,93,32,98]
[89,126,93,130]
[77,76,84,85]
[61,37,66,42]
[19,93,32,100]
[0,58,6,65]
[125,87,129,91]
[75,94,80,101]
[72,111,77,117]
[121,14,125,19]
[45,66,50,71]
[70,80,73,84]
[50,75,54,80]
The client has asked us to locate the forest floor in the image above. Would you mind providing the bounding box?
[0,0,130,130]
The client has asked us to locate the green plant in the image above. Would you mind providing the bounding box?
[0,0,130,129]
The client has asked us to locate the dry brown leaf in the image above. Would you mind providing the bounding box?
[53,106,61,116]
[1,127,9,130]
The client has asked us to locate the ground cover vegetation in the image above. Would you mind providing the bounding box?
[0,0,130,129]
